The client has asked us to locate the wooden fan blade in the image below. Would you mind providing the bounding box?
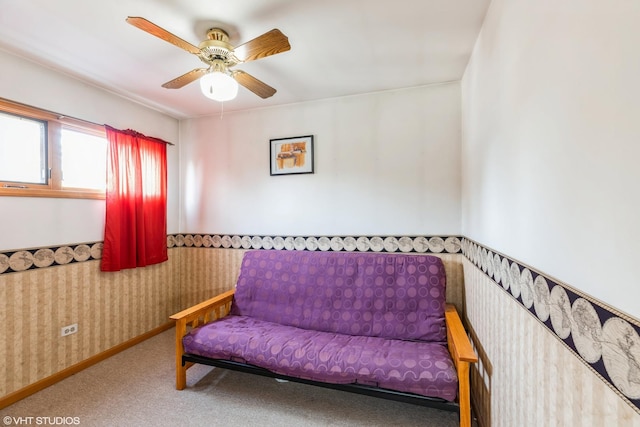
[126,16,200,55]
[235,29,291,62]
[162,68,208,89]
[233,70,277,98]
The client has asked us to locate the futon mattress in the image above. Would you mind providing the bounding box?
[183,314,458,401]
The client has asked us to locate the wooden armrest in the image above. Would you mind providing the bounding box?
[445,303,477,427]
[445,303,478,363]
[170,289,235,324]
[170,289,235,390]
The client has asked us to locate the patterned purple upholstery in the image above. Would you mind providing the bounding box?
[184,315,457,400]
[183,250,457,401]
[230,250,447,342]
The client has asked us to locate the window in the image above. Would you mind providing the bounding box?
[60,127,107,191]
[0,98,107,199]
[0,111,47,184]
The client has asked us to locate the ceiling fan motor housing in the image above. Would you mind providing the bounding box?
[198,28,238,65]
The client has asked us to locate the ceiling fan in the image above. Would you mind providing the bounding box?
[126,17,291,101]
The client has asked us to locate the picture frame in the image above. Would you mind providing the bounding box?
[269,135,314,176]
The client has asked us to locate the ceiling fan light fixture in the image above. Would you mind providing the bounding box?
[126,17,289,100]
[200,71,238,102]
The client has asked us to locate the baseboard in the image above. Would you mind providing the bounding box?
[0,321,174,409]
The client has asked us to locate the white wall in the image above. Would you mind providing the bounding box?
[179,83,462,236]
[461,0,640,319]
[0,50,180,250]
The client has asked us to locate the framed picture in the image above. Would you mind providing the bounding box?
[270,135,314,176]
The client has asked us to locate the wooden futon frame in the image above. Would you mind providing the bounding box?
[170,289,478,427]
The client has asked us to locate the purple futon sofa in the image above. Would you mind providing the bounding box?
[171,250,477,427]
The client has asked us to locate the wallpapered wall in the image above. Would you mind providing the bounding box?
[0,234,463,402]
[2,234,639,425]
[460,1,640,423]
[462,239,640,426]
[0,249,181,399]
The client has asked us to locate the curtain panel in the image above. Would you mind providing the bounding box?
[101,126,168,272]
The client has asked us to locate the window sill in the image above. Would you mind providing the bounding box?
[0,187,105,200]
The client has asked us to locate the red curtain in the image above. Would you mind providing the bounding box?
[101,126,168,272]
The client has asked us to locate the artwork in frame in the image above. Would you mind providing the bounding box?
[270,135,314,176]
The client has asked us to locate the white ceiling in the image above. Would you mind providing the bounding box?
[0,0,490,119]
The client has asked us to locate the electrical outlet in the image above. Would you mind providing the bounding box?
[61,323,78,337]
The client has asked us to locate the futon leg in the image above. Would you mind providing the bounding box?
[175,320,187,390]
[458,361,471,427]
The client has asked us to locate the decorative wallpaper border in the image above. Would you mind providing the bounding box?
[462,238,640,414]
[168,234,462,254]
[0,242,104,275]
[0,235,462,275]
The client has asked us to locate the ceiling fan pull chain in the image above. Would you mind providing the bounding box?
[220,101,224,120]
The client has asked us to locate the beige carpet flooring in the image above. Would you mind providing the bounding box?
[1,328,460,426]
